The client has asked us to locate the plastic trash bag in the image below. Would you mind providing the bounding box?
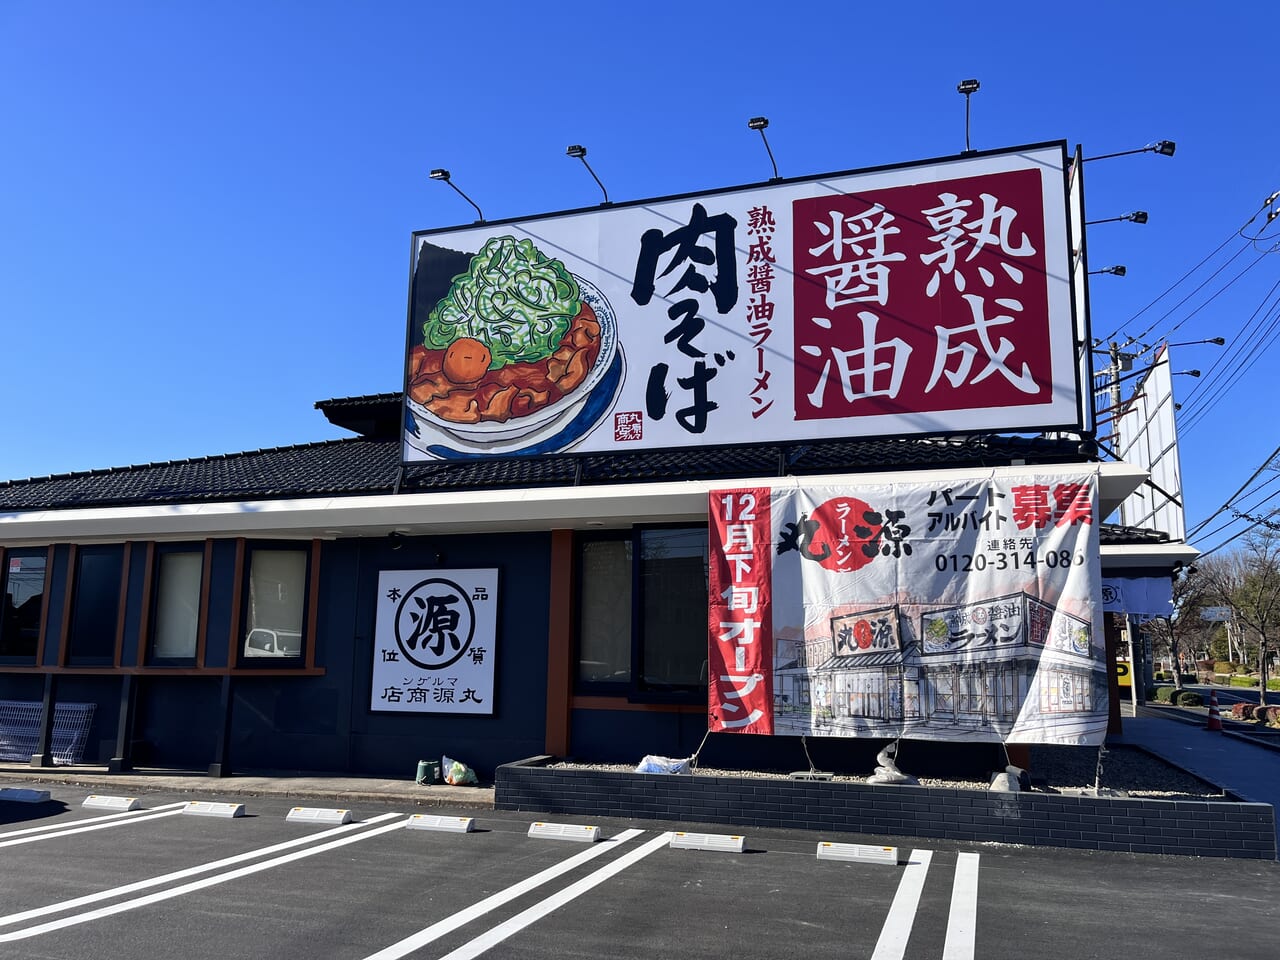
[441,754,478,786]
[634,754,692,775]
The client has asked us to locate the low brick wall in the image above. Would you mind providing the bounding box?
[496,757,1277,860]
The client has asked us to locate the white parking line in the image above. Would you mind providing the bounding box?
[0,811,402,929]
[0,807,186,849]
[0,801,187,840]
[870,848,933,960]
[942,852,980,960]
[0,813,408,942]
[436,832,674,960]
[361,828,646,960]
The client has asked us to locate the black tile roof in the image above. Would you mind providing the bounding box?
[1098,523,1171,546]
[0,393,1103,513]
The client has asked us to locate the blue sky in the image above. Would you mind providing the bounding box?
[3,2,1277,554]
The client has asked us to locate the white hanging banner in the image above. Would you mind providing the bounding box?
[709,470,1106,745]
[371,569,498,714]
[1100,576,1173,618]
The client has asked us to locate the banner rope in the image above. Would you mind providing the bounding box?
[689,727,713,771]
[801,735,817,773]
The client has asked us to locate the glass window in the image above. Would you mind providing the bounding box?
[150,550,203,662]
[639,527,708,690]
[68,545,124,665]
[577,539,632,685]
[1,549,46,662]
[243,548,307,661]
[575,526,708,700]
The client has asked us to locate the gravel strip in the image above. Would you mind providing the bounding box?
[550,744,1225,799]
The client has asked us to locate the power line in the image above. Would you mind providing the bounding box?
[1095,228,1241,344]
[1178,276,1280,413]
[1179,294,1280,434]
[1123,243,1255,348]
[1186,440,1280,539]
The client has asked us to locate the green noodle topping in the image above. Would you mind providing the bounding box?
[424,236,581,369]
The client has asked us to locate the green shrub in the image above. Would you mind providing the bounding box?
[1152,686,1176,703]
[1229,675,1260,687]
[1214,661,1236,675]
[1268,678,1280,691]
[1173,690,1204,707]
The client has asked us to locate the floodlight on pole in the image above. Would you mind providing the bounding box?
[428,168,484,222]
[956,79,979,153]
[1089,265,1127,277]
[747,116,780,181]
[1086,211,1149,226]
[1083,140,1177,162]
[566,144,609,204]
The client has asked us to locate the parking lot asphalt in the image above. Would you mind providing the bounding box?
[3,782,1279,960]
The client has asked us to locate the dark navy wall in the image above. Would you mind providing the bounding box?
[215,531,553,778]
[135,677,222,766]
[201,540,239,668]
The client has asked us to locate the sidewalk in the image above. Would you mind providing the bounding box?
[0,763,495,810]
[4,709,1277,822]
[1113,707,1280,809]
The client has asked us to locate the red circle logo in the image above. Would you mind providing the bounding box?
[807,497,883,573]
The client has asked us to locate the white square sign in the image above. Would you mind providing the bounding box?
[371,569,498,714]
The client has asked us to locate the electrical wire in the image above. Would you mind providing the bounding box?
[1189,481,1280,547]
[1179,295,1280,435]
[1122,243,1256,349]
[1196,507,1280,560]
[1178,276,1280,414]
[1185,440,1280,539]
[1095,227,1241,345]
[1097,192,1279,347]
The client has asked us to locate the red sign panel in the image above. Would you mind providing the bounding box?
[793,168,1051,420]
[708,487,774,734]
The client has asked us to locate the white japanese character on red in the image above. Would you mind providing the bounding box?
[926,294,1038,394]
[805,203,906,308]
[921,192,1035,297]
[802,311,912,405]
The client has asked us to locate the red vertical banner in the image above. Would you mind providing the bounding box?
[708,487,774,734]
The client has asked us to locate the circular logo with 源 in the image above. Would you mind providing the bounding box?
[393,578,476,670]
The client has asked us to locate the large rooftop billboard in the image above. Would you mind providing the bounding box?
[403,142,1081,462]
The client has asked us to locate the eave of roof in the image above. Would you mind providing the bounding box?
[0,461,1149,548]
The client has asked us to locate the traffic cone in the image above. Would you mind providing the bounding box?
[1207,689,1223,732]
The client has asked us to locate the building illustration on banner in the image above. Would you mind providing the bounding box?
[774,594,1102,740]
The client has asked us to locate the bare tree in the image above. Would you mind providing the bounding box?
[1144,565,1213,690]
[1199,532,1280,706]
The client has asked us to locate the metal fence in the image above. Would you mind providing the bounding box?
[0,700,96,764]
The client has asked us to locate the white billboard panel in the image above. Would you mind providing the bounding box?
[403,143,1079,462]
[1115,344,1186,541]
